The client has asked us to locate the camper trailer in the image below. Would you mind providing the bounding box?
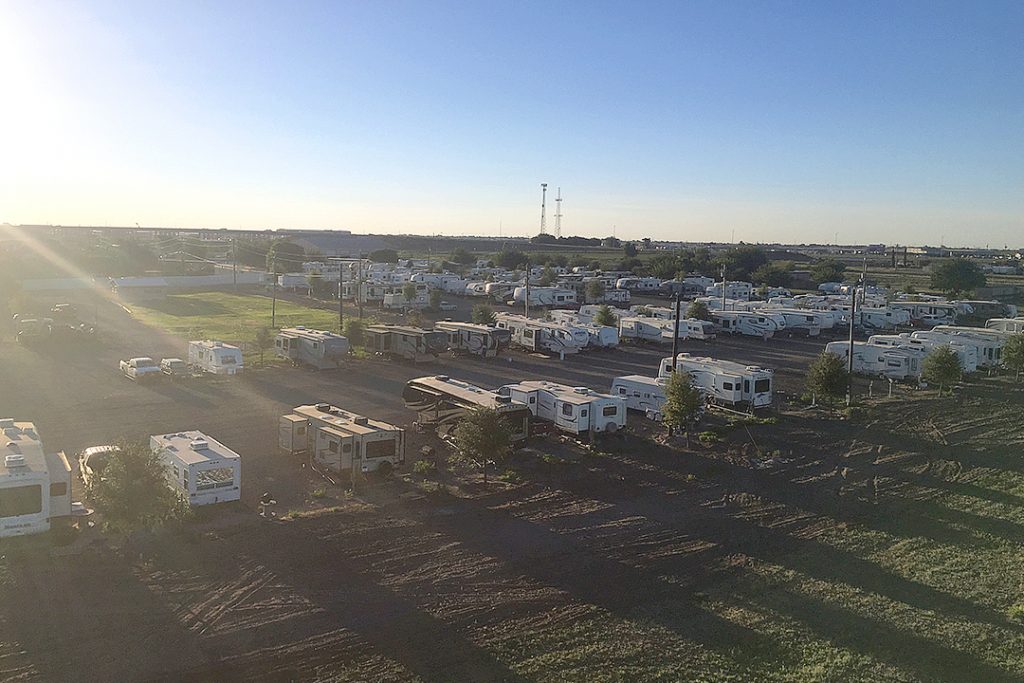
[403,376,531,441]
[150,431,241,506]
[434,321,510,357]
[0,420,71,538]
[956,301,1018,326]
[510,286,578,307]
[705,281,754,300]
[188,340,243,375]
[275,327,350,370]
[889,301,960,327]
[363,325,448,362]
[868,334,978,373]
[614,277,662,293]
[824,341,922,380]
[711,311,780,339]
[494,314,586,355]
[754,308,825,336]
[926,326,1010,367]
[986,318,1024,334]
[618,316,687,343]
[658,354,774,408]
[610,375,668,417]
[279,404,405,473]
[548,311,619,348]
[498,380,627,436]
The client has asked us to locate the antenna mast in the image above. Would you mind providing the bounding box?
[539,183,548,234]
[554,187,563,238]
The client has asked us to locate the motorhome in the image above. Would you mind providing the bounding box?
[275,327,350,370]
[868,334,978,373]
[364,325,448,362]
[754,308,825,336]
[711,311,780,339]
[614,277,662,293]
[498,380,627,436]
[510,286,578,307]
[381,283,431,310]
[434,321,511,357]
[610,375,668,417]
[889,301,961,327]
[618,316,686,343]
[986,318,1024,334]
[705,281,754,300]
[188,340,243,375]
[824,341,922,380]
[279,404,405,473]
[658,354,774,408]
[494,314,586,356]
[150,431,241,506]
[403,375,531,441]
[0,420,71,538]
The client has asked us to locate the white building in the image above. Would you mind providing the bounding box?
[1,420,72,537]
[150,431,241,506]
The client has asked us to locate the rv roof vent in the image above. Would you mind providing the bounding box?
[316,403,331,412]
[5,454,26,468]
[190,439,209,450]
[495,395,511,404]
[574,387,589,394]
[435,375,450,381]
[213,341,223,347]
[296,325,306,330]
[353,417,369,426]
[0,419,13,429]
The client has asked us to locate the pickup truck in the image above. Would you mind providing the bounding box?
[120,357,161,381]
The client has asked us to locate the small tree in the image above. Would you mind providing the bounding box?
[930,258,986,295]
[1003,333,1024,380]
[686,301,711,321]
[450,407,512,483]
[403,283,418,303]
[305,271,323,298]
[86,441,189,534]
[538,266,557,286]
[751,262,792,288]
[623,242,638,257]
[585,279,606,303]
[368,248,399,263]
[343,318,365,346]
[472,304,497,325]
[254,326,274,366]
[805,351,849,404]
[922,346,963,394]
[429,288,443,310]
[593,304,617,327]
[662,370,704,439]
[810,258,846,285]
[406,310,425,327]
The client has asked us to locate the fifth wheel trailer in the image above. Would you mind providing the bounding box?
[498,380,627,436]
[280,404,405,474]
[658,354,774,409]
[275,327,350,369]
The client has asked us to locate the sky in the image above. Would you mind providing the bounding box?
[1,1,1022,246]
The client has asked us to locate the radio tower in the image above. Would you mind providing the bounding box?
[539,183,548,234]
[554,187,563,238]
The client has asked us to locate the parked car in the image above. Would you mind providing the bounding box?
[439,301,458,312]
[120,357,161,380]
[78,445,120,487]
[160,358,189,378]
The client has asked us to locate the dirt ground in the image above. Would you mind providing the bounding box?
[2,290,1021,682]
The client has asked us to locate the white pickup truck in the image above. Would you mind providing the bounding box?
[120,357,161,381]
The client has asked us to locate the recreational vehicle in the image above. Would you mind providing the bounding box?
[150,431,241,506]
[658,354,774,408]
[0,420,71,538]
[494,314,586,355]
[956,301,1018,326]
[434,321,511,357]
[279,404,405,473]
[510,286,578,307]
[755,308,825,336]
[548,311,619,348]
[275,327,350,370]
[614,277,662,293]
[705,281,754,300]
[610,375,668,417]
[868,334,978,373]
[364,325,448,362]
[986,318,1024,334]
[824,341,922,381]
[403,376,531,441]
[889,301,960,327]
[711,311,780,339]
[498,380,627,436]
[188,340,243,375]
[618,316,687,343]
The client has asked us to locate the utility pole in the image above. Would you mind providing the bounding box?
[357,259,364,319]
[846,275,860,406]
[232,237,237,290]
[720,263,727,312]
[271,256,278,328]
[671,290,682,368]
[338,262,344,333]
[524,259,531,318]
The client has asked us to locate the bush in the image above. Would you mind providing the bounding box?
[1007,604,1024,622]
[343,318,364,346]
[472,304,497,325]
[413,460,436,475]
[697,431,720,445]
[686,301,711,321]
[806,351,849,403]
[922,346,963,394]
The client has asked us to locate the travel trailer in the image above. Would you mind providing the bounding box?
[868,334,978,374]
[498,380,627,436]
[188,340,243,375]
[614,277,662,293]
[889,301,961,327]
[926,325,1011,367]
[618,316,687,343]
[824,341,922,381]
[275,327,350,370]
[150,431,241,506]
[364,325,448,362]
[754,308,826,336]
[705,281,754,300]
[0,420,71,538]
[610,375,668,417]
[494,314,587,355]
[986,318,1024,334]
[658,354,774,408]
[956,301,1018,326]
[434,321,511,357]
[279,404,405,473]
[711,311,780,339]
[403,375,531,441]
[548,311,619,348]
[510,286,578,307]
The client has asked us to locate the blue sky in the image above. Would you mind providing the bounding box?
[2,1,1022,245]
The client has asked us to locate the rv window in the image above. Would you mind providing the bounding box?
[744,380,750,393]
[561,403,574,416]
[723,382,733,390]
[602,406,617,417]
[529,396,536,404]
[754,379,770,393]
[0,485,42,517]
[524,329,534,338]
[342,443,352,453]
[365,439,395,459]
[618,387,626,394]
[328,441,339,453]
[313,342,319,349]
[581,409,588,417]
[196,468,235,491]
[50,482,67,497]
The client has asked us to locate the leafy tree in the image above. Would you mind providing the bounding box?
[930,258,987,295]
[368,248,399,263]
[494,249,528,269]
[551,254,569,267]
[451,247,475,265]
[403,282,418,302]
[810,258,847,285]
[266,239,305,274]
[85,441,189,534]
[662,370,705,438]
[632,305,651,317]
[538,266,557,286]
[450,407,513,483]
[429,288,443,310]
[406,310,425,327]
[254,326,275,365]
[588,260,602,271]
[805,351,849,403]
[585,279,606,302]
[602,236,621,248]
[717,246,768,281]
[751,262,792,287]
[305,271,323,298]
[531,233,557,244]
[922,345,963,394]
[623,242,638,257]
[1002,333,1024,380]
[593,304,618,327]
[686,301,712,321]
[472,304,497,325]
[343,318,364,346]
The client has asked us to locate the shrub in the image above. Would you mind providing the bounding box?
[413,460,436,475]
[697,431,720,445]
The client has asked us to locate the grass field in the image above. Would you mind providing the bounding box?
[129,291,340,343]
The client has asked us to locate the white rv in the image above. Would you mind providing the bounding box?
[755,308,825,336]
[484,282,517,302]
[279,404,405,473]
[548,311,619,348]
[150,431,241,506]
[889,301,960,327]
[711,311,780,339]
[923,326,1009,367]
[618,316,687,343]
[868,334,978,374]
[986,318,1024,334]
[434,321,511,357]
[363,325,448,362]
[614,277,662,293]
[658,354,774,408]
[275,327,350,370]
[403,375,532,441]
[705,281,754,300]
[188,340,243,375]
[0,420,71,538]
[824,341,922,380]
[610,375,668,417]
[498,380,627,436]
[510,286,578,307]
[494,314,586,356]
